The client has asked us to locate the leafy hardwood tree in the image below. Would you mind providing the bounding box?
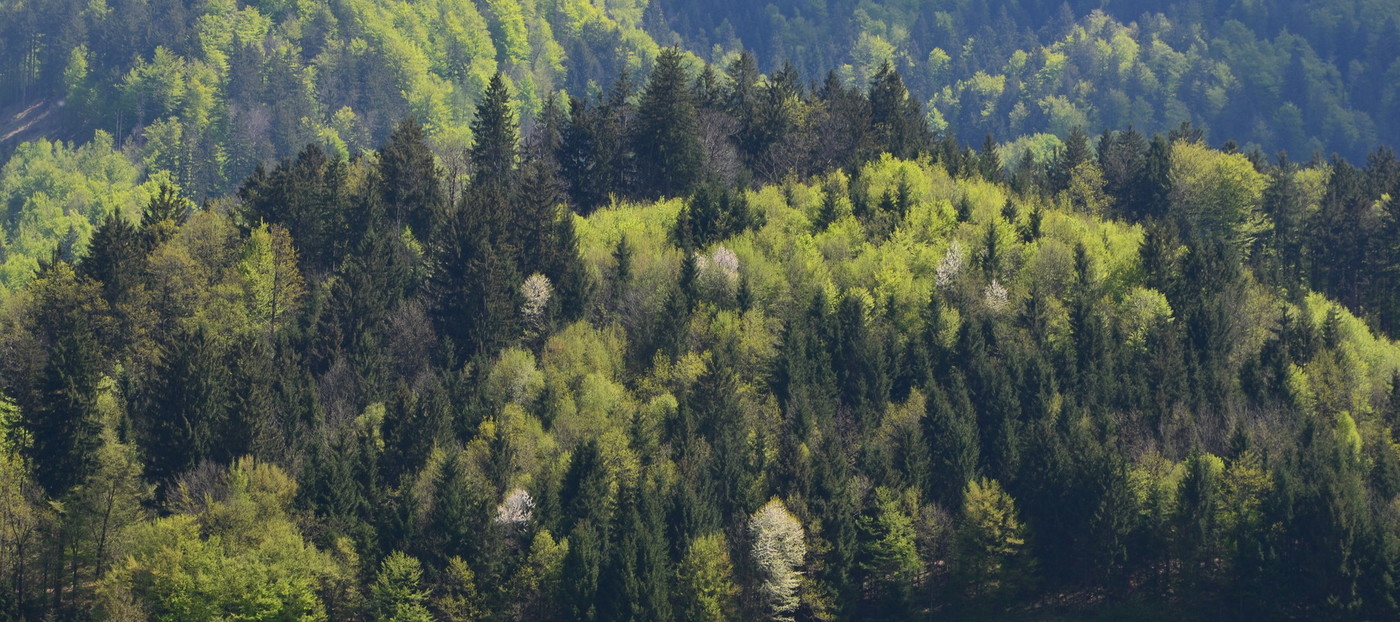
[955,478,1030,600]
[749,498,807,621]
[371,551,434,622]
[675,532,739,621]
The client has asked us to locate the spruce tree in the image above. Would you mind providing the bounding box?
[633,47,703,199]
[868,61,932,160]
[470,73,519,196]
[79,211,145,306]
[141,324,234,487]
[378,116,445,242]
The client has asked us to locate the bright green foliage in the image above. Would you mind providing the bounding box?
[99,458,340,620]
[1,24,1400,619]
[858,487,923,613]
[675,532,739,622]
[956,478,1029,599]
[0,134,162,295]
[1170,140,1268,259]
[371,552,434,622]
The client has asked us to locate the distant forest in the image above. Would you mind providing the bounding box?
[2,1,1400,621]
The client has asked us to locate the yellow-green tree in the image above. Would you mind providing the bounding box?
[955,478,1030,599]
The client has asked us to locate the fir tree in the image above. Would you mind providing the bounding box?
[632,47,703,199]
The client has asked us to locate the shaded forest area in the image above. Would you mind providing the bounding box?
[4,35,1400,619]
[651,0,1400,161]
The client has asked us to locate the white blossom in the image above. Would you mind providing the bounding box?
[696,245,741,294]
[936,241,965,288]
[749,498,806,620]
[983,279,1009,312]
[520,273,553,323]
[495,488,535,528]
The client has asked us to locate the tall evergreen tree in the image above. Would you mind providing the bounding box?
[868,61,932,160]
[632,47,703,199]
[19,263,107,496]
[378,116,446,242]
[140,324,235,487]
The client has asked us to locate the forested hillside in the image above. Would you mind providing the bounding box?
[4,37,1400,619]
[4,1,1400,621]
[651,0,1400,160]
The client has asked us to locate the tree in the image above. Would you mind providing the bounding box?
[19,263,107,496]
[140,182,191,249]
[1049,127,1092,195]
[239,223,305,342]
[470,73,519,197]
[432,556,483,622]
[140,324,235,487]
[955,478,1030,600]
[857,487,923,614]
[238,143,351,273]
[749,498,807,620]
[98,458,340,620]
[868,61,931,160]
[371,551,434,622]
[1170,140,1268,261]
[0,414,54,619]
[926,374,980,506]
[675,532,739,622]
[632,47,703,199]
[79,211,145,307]
[378,117,446,242]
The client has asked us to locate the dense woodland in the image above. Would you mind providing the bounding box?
[4,1,1400,621]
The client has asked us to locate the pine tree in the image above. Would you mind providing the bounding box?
[632,47,703,199]
[20,263,107,496]
[140,324,234,487]
[378,116,445,242]
[562,520,604,621]
[1049,127,1092,195]
[868,61,932,160]
[926,373,980,506]
[79,211,145,306]
[470,73,519,195]
[140,182,191,249]
[238,144,351,272]
[978,134,1003,182]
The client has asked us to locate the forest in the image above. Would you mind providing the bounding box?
[3,0,1400,621]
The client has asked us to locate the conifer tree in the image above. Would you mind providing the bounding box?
[79,211,145,306]
[1049,127,1092,195]
[633,47,703,199]
[868,61,932,160]
[140,324,234,487]
[18,264,108,497]
[471,73,519,196]
[140,182,191,248]
[378,117,445,242]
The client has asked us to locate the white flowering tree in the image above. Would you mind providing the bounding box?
[936,241,965,289]
[749,498,806,620]
[495,488,535,530]
[520,273,553,336]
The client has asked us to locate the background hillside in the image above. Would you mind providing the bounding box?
[651,0,1400,161]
